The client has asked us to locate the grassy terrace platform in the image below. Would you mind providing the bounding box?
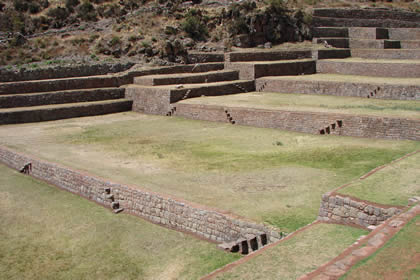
[342,215,420,280]
[338,152,420,206]
[215,223,367,280]
[0,113,419,232]
[179,92,420,119]
[0,164,238,279]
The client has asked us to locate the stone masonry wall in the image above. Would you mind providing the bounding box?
[175,103,420,141]
[317,60,420,78]
[0,63,134,83]
[317,193,402,228]
[258,78,420,100]
[0,146,281,243]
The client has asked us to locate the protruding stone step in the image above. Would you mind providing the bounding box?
[313,38,349,48]
[225,59,316,80]
[0,88,125,109]
[257,74,420,100]
[106,194,114,200]
[133,70,239,86]
[317,59,420,78]
[0,99,133,125]
[113,208,124,214]
[126,80,255,115]
[111,201,119,209]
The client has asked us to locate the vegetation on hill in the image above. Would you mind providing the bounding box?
[0,0,419,68]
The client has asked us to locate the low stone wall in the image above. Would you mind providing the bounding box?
[317,60,420,78]
[0,146,281,243]
[351,49,420,60]
[225,50,311,62]
[258,78,419,100]
[133,70,238,86]
[0,63,134,83]
[349,39,401,49]
[0,63,225,95]
[225,59,316,80]
[0,88,125,109]
[317,193,402,228]
[312,17,420,28]
[312,49,351,60]
[312,27,348,38]
[187,52,224,63]
[388,28,420,40]
[313,9,420,23]
[0,100,133,125]
[174,103,420,141]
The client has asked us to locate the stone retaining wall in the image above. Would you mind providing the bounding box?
[258,78,420,100]
[225,50,311,62]
[0,88,125,109]
[0,63,134,83]
[0,100,133,125]
[317,60,420,78]
[351,49,420,60]
[313,9,420,22]
[312,17,420,28]
[0,147,281,243]
[174,103,420,141]
[225,60,316,80]
[317,193,402,228]
[0,63,224,95]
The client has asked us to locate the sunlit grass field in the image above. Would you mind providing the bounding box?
[0,164,239,280]
[1,112,418,232]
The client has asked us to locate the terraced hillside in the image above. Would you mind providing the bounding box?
[0,6,419,280]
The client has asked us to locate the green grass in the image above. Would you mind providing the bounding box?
[341,215,420,280]
[215,223,367,280]
[1,113,419,232]
[339,152,420,206]
[181,92,420,119]
[0,164,239,280]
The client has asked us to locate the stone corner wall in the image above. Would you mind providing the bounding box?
[317,192,402,228]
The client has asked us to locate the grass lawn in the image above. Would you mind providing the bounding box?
[180,92,420,119]
[215,223,367,280]
[338,152,420,206]
[0,164,239,280]
[0,112,418,232]
[341,215,420,280]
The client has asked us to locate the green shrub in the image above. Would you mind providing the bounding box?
[181,10,208,41]
[65,0,80,11]
[110,36,121,46]
[47,7,69,20]
[13,0,28,12]
[77,1,97,21]
[28,2,41,14]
